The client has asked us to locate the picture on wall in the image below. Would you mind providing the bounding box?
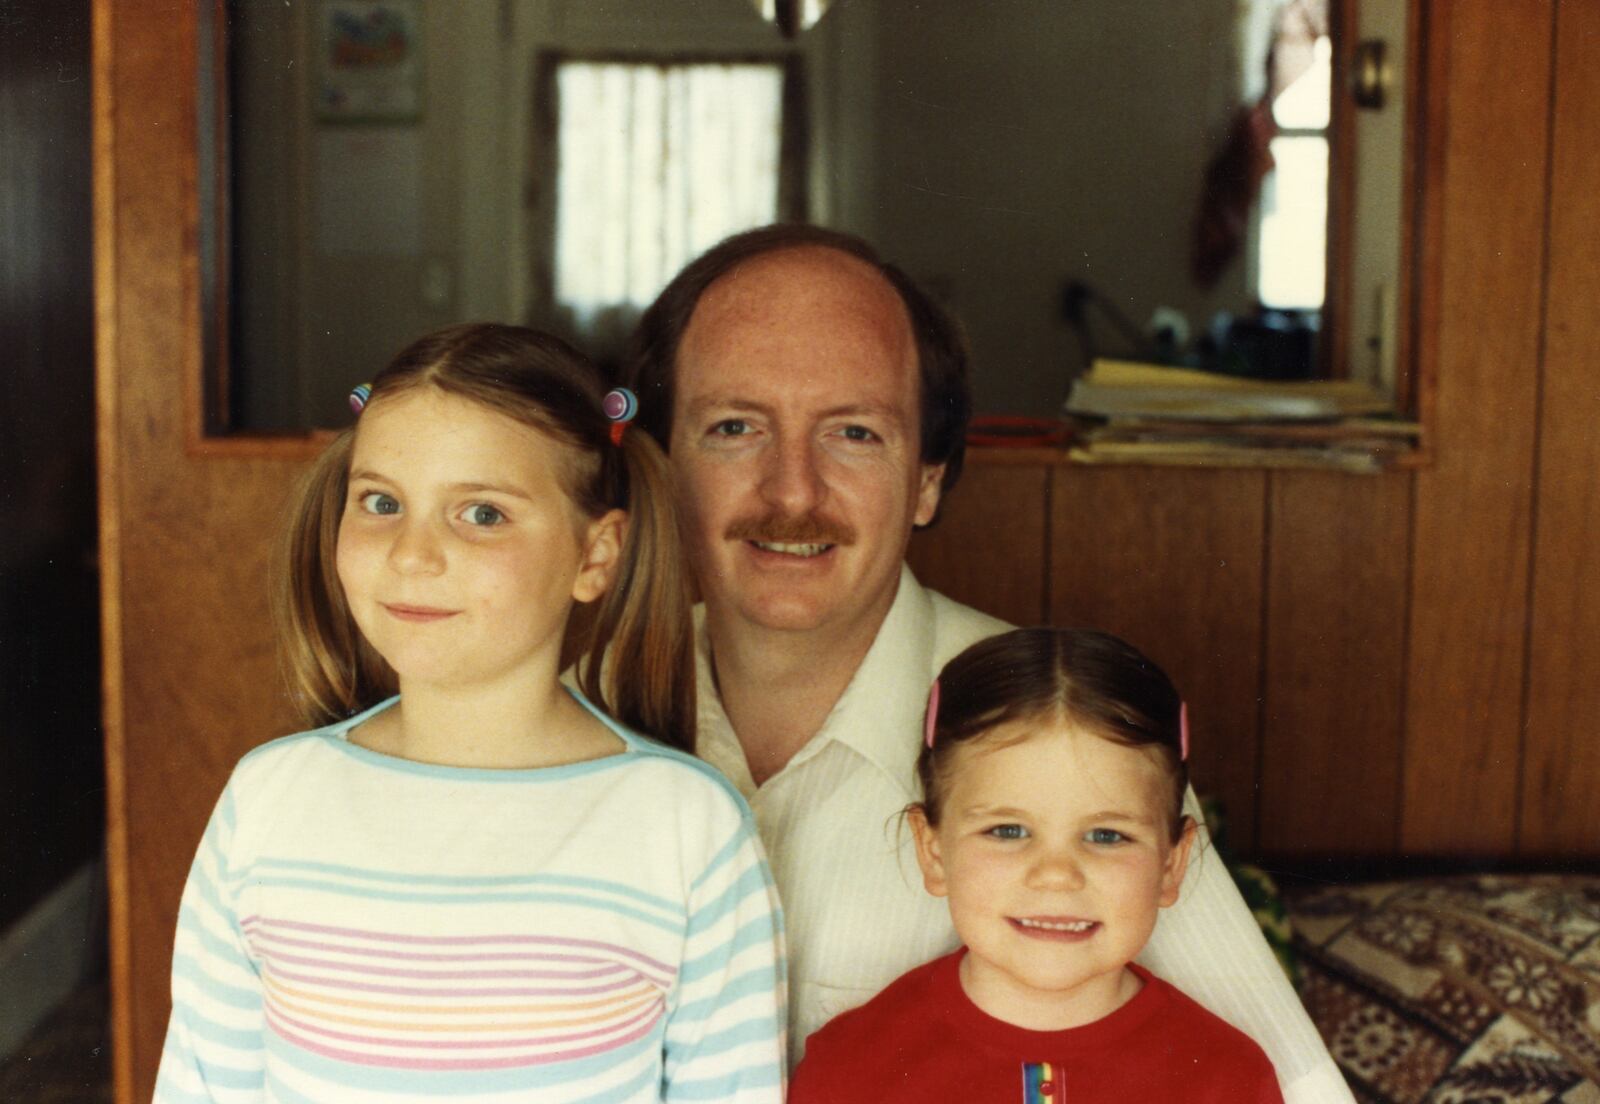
[316,0,423,122]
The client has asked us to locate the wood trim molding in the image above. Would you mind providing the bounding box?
[1405,0,1450,452]
[1323,0,1358,391]
[95,4,330,1091]
[89,0,133,1098]
[184,431,338,461]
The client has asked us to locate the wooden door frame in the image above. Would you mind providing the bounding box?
[95,4,324,1100]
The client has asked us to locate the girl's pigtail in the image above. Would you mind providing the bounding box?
[574,429,696,752]
[273,431,396,727]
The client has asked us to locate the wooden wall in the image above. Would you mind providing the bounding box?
[913,2,1600,864]
[98,2,1598,1101]
[95,6,317,1101]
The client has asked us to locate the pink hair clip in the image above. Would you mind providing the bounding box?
[603,387,638,447]
[923,679,941,749]
[1179,701,1191,762]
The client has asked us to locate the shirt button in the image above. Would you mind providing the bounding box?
[1040,1081,1055,1095]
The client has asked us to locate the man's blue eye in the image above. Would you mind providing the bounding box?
[360,492,400,516]
[841,425,876,442]
[461,503,504,526]
[987,824,1028,841]
[711,419,749,437]
[1086,828,1126,845]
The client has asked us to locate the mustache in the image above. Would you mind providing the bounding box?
[724,511,857,547]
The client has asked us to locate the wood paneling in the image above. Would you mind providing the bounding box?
[96,5,314,1100]
[1259,471,1411,855]
[1521,0,1600,855]
[1400,0,1554,854]
[97,2,1600,1099]
[1049,468,1268,847]
[906,461,1050,626]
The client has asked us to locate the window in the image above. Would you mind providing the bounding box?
[1257,33,1331,309]
[550,58,792,325]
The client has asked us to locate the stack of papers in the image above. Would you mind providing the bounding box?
[1063,360,1419,471]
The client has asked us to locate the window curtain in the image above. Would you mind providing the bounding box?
[554,62,783,326]
[1192,0,1330,290]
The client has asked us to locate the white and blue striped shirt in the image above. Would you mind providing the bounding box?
[154,692,786,1103]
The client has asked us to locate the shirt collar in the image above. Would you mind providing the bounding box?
[693,607,758,798]
[694,564,936,802]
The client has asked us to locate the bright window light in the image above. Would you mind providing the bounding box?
[554,61,784,320]
[1259,134,1328,309]
[1273,34,1332,129]
[1258,34,1331,309]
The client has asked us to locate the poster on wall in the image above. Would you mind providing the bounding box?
[316,0,423,122]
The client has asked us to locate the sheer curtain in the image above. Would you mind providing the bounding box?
[1193,0,1330,300]
[1253,0,1332,309]
[553,62,784,324]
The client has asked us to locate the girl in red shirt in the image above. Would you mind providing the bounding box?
[789,628,1283,1103]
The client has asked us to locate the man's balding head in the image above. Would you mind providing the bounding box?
[623,224,972,501]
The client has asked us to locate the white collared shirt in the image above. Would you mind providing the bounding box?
[695,565,1354,1102]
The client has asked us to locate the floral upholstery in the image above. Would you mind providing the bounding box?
[1285,875,1600,1103]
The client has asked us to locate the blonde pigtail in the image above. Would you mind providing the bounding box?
[575,428,696,752]
[272,431,397,727]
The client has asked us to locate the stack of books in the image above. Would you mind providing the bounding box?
[1063,360,1420,472]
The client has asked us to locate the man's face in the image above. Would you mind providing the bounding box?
[669,246,945,640]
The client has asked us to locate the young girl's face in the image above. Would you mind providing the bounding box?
[911,719,1194,1029]
[336,387,621,693]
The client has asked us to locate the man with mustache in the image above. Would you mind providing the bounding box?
[623,225,1352,1102]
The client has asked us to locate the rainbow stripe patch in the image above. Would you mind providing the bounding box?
[1022,1060,1059,1102]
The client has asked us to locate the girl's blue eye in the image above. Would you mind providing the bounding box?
[1086,828,1127,845]
[359,491,400,516]
[461,503,505,527]
[986,824,1029,841]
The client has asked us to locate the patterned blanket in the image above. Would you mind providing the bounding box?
[1285,875,1600,1103]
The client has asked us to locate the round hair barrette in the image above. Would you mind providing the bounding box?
[349,382,373,415]
[603,387,638,446]
[923,679,941,749]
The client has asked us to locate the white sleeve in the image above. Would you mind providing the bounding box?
[152,784,267,1103]
[661,815,787,1103]
[1136,785,1354,1104]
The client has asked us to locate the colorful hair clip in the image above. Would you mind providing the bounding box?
[603,387,638,446]
[349,383,373,414]
[923,679,941,749]
[1179,700,1190,762]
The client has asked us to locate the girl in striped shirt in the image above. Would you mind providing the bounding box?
[155,324,786,1103]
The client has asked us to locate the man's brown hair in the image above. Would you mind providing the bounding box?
[622,223,973,502]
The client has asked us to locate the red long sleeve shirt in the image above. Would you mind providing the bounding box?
[790,952,1284,1103]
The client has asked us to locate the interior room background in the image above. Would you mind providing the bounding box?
[0,0,1586,1100]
